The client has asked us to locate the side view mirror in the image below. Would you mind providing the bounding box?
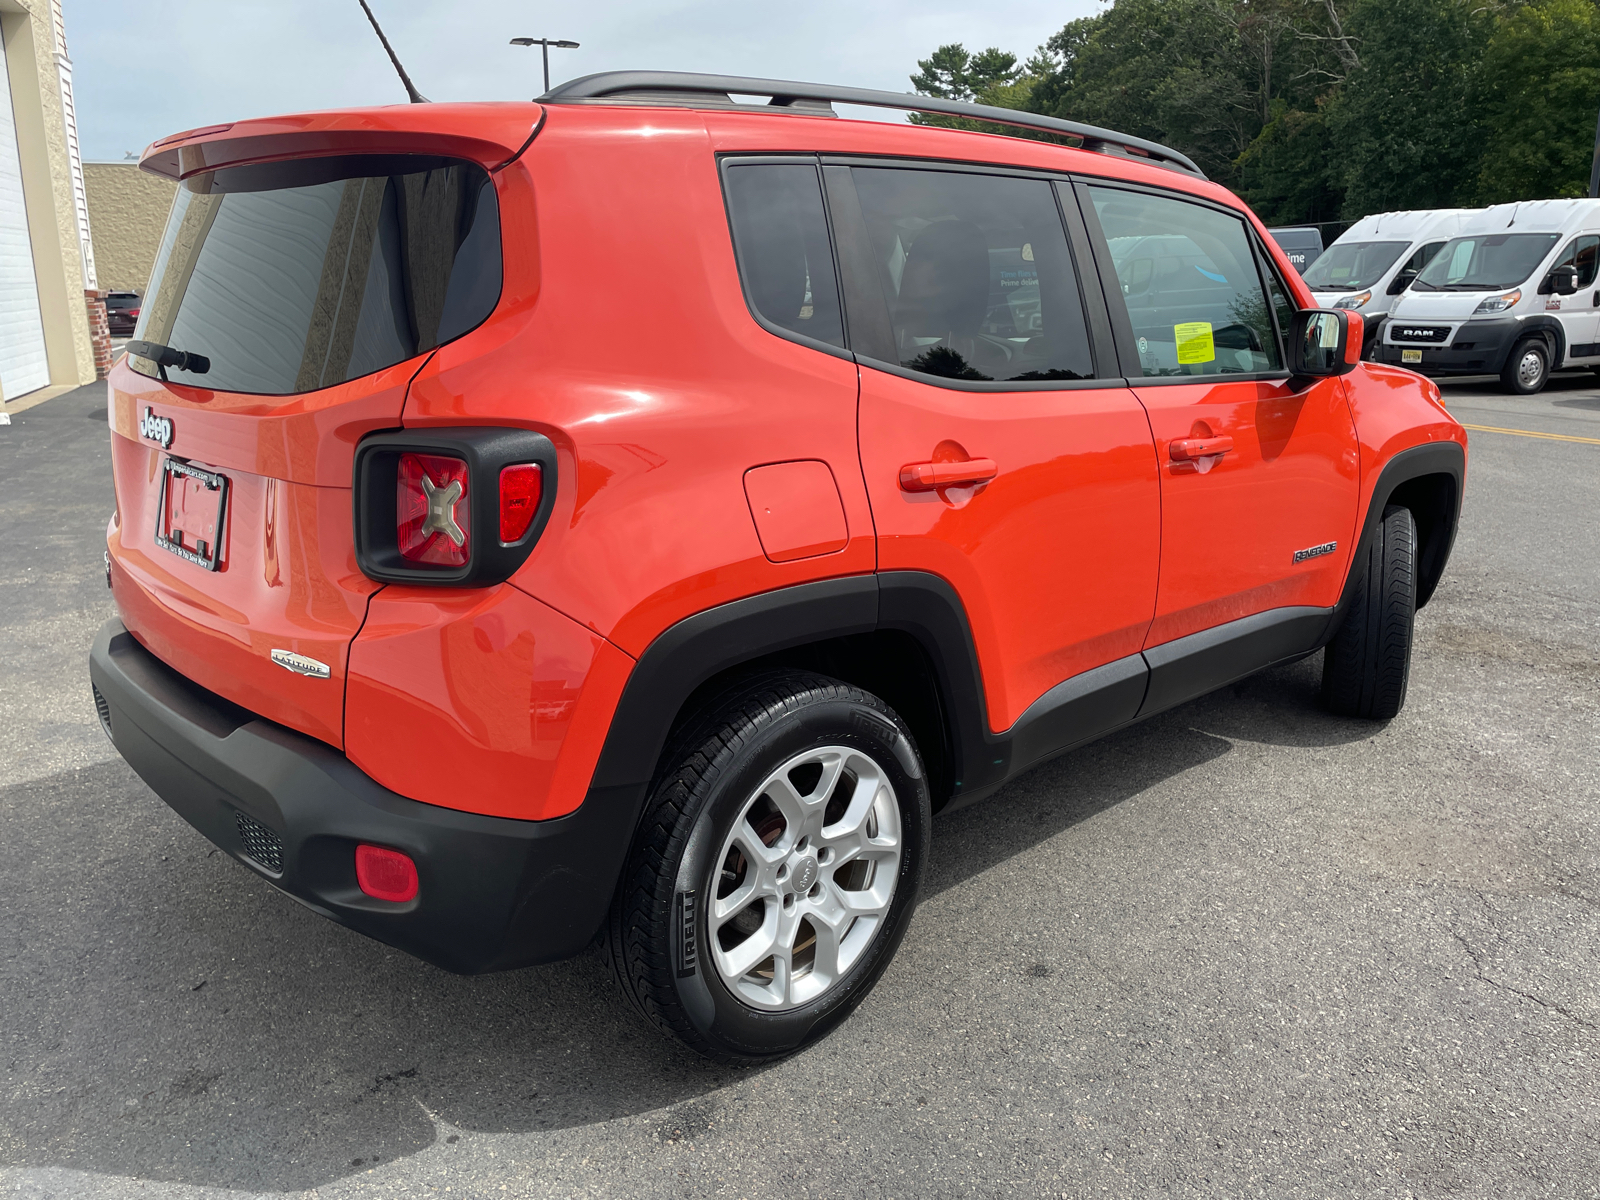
[1290,309,1362,377]
[1387,270,1418,297]
[1542,264,1579,295]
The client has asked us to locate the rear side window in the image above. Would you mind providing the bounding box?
[131,155,501,396]
[722,162,845,350]
[849,167,1094,383]
[1089,186,1281,377]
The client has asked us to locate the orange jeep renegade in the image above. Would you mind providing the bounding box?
[89,72,1467,1063]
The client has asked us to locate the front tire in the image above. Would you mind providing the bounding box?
[607,671,931,1064]
[1500,337,1549,395]
[1322,505,1417,719]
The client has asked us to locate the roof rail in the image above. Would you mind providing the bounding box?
[540,71,1206,179]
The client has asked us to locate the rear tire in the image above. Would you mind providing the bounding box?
[1321,505,1417,720]
[1499,338,1549,395]
[606,671,931,1064]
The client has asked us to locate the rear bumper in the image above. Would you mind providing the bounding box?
[1374,317,1520,376]
[88,618,638,974]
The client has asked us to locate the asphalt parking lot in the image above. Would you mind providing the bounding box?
[1,373,1596,1199]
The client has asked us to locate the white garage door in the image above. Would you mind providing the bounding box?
[0,27,51,401]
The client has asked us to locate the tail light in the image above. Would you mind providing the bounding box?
[499,463,542,542]
[398,453,471,566]
[129,308,140,319]
[354,428,557,586]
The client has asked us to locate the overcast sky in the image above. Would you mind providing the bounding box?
[64,0,1099,162]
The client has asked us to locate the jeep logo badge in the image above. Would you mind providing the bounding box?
[139,407,173,449]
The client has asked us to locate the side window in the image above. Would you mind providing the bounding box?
[1389,240,1445,295]
[1088,186,1283,377]
[1553,235,1600,288]
[722,162,845,350]
[847,167,1095,383]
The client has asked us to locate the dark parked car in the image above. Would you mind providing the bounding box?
[105,291,141,336]
[1268,227,1325,274]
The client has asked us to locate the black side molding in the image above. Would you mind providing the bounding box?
[1140,606,1331,719]
[588,576,879,791]
[585,571,1341,822]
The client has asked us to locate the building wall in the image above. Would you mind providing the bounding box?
[84,162,173,293]
[0,0,97,395]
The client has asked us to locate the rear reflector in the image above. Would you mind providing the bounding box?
[355,844,419,903]
[499,463,542,543]
[397,453,470,567]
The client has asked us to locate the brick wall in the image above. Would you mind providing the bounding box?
[85,290,112,380]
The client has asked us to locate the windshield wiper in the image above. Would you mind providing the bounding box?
[126,339,210,381]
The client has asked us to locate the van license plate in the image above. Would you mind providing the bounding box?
[155,457,229,571]
[1401,349,1423,364]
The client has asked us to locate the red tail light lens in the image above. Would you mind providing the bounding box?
[355,844,419,903]
[499,463,542,543]
[397,453,470,566]
[129,308,140,319]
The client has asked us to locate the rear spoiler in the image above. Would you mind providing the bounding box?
[140,104,545,180]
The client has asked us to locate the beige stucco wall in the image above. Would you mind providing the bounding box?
[1,0,95,392]
[84,162,174,293]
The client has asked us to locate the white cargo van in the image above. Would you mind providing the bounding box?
[1376,199,1600,394]
[1303,209,1478,352]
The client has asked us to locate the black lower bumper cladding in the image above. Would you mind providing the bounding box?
[87,619,633,974]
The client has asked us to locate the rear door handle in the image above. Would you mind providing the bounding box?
[899,458,998,492]
[1168,436,1234,462]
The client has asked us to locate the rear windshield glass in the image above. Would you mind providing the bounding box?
[131,155,501,396]
[1412,232,1559,292]
[1302,240,1410,291]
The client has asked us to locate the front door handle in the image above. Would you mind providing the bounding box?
[1169,435,1234,462]
[899,457,998,492]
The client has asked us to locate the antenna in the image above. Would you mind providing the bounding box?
[356,0,429,104]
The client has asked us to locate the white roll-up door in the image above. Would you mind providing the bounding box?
[0,26,51,401]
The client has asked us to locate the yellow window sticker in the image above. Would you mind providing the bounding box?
[1174,321,1215,365]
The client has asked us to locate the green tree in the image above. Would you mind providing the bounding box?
[908,0,1600,226]
[1024,0,1344,188]
[1325,0,1495,217]
[909,44,1022,102]
[1238,102,1344,225]
[908,43,1044,137]
[1474,0,1600,201]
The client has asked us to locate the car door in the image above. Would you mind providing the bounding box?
[827,161,1161,739]
[1544,234,1600,360]
[1074,181,1360,712]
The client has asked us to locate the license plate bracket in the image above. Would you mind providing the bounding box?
[155,457,229,571]
[1401,348,1423,364]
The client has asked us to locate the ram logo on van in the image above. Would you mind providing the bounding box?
[139,408,174,449]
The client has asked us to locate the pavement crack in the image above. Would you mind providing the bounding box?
[1447,924,1597,1031]
[1555,886,1600,911]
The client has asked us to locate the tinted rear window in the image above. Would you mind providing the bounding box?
[131,155,501,396]
[723,162,846,350]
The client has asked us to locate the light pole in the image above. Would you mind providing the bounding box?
[511,37,580,95]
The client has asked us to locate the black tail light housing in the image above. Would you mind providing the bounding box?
[353,428,558,586]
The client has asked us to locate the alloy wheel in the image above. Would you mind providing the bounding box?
[709,745,902,1011]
